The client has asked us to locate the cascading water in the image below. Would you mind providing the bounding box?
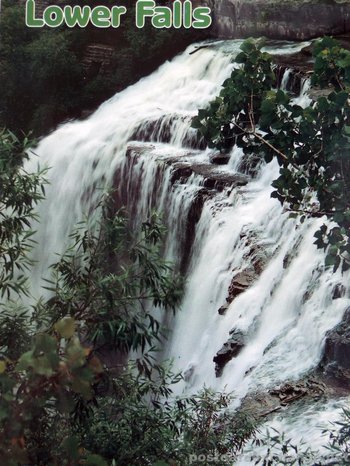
[26,39,350,461]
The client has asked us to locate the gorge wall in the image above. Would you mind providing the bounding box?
[205,0,350,40]
[19,0,350,41]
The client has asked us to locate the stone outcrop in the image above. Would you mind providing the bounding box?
[169,160,249,192]
[320,307,350,387]
[209,152,231,165]
[116,143,249,275]
[227,268,257,302]
[213,329,246,377]
[208,0,350,41]
[82,44,116,78]
[218,238,269,313]
[241,377,327,420]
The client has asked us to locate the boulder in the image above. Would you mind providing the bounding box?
[213,330,245,377]
[240,377,326,421]
[320,308,350,386]
[218,304,229,315]
[332,283,346,300]
[209,152,231,165]
[216,243,269,316]
[226,268,257,303]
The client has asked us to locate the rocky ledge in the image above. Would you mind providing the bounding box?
[319,306,350,388]
[214,329,246,377]
[241,377,327,419]
[115,143,249,274]
[123,143,249,190]
[208,0,350,41]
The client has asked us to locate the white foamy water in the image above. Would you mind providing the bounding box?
[25,39,349,461]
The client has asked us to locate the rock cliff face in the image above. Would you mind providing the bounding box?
[207,0,350,40]
[320,305,350,387]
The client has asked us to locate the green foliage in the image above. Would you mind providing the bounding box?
[312,36,350,90]
[0,129,256,464]
[0,129,46,299]
[0,2,84,134]
[0,1,200,136]
[81,381,255,465]
[325,408,350,463]
[192,37,350,273]
[250,429,318,465]
[192,38,274,152]
[42,206,183,357]
[248,408,350,465]
[0,207,185,463]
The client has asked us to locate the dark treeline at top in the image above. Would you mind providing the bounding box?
[0,0,204,136]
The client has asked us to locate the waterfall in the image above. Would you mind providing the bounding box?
[26,39,349,456]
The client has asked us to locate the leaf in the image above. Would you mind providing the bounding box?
[333,212,344,223]
[260,98,275,115]
[17,351,35,371]
[275,89,289,105]
[62,436,80,460]
[71,376,93,400]
[317,97,329,112]
[88,356,103,374]
[191,117,202,129]
[336,54,350,69]
[55,317,76,339]
[331,91,348,107]
[240,38,256,54]
[0,361,6,374]
[235,52,247,63]
[66,337,86,369]
[34,334,57,354]
[85,454,108,466]
[325,254,337,267]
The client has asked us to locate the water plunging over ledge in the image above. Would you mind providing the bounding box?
[25,39,350,459]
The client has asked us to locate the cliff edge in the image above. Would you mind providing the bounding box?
[206,0,350,40]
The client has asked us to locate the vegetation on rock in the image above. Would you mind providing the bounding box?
[192,37,350,273]
[0,130,256,465]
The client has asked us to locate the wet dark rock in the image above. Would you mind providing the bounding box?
[237,153,263,177]
[209,152,231,165]
[320,308,350,387]
[332,284,346,300]
[122,143,249,274]
[213,330,245,377]
[210,1,350,41]
[283,237,303,270]
[240,377,327,421]
[217,238,269,313]
[248,245,269,275]
[132,115,173,144]
[218,304,229,315]
[308,87,334,101]
[269,379,326,404]
[193,164,248,191]
[183,364,195,382]
[131,115,206,149]
[170,162,193,184]
[82,43,115,78]
[181,188,211,273]
[170,161,249,191]
[226,268,257,303]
